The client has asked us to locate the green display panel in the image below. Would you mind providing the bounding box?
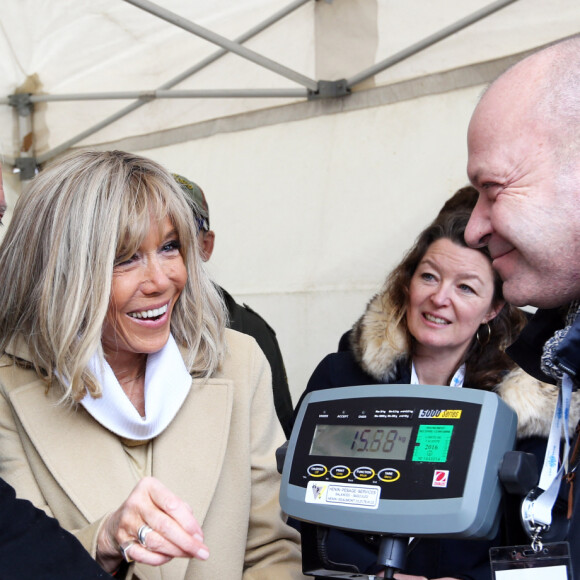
[412,424,454,462]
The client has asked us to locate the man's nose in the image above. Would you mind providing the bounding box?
[465,196,492,248]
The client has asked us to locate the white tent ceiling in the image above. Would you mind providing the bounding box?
[0,0,578,399]
[2,0,578,167]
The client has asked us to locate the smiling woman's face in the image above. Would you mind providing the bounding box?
[406,238,499,361]
[101,215,187,360]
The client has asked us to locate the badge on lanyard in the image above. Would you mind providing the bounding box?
[490,375,575,579]
[490,542,572,579]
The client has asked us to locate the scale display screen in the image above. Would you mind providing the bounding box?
[279,384,517,540]
[310,424,414,460]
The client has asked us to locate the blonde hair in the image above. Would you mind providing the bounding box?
[0,150,226,402]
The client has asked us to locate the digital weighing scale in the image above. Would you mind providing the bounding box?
[279,384,520,578]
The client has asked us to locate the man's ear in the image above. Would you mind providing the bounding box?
[484,300,505,324]
[199,230,215,262]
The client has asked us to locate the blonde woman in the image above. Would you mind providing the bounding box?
[0,150,305,580]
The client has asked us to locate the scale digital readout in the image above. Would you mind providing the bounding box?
[310,423,415,460]
[280,384,517,540]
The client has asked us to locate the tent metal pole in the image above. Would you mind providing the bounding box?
[35,0,310,165]
[347,0,519,89]
[29,89,309,103]
[122,0,318,91]
[160,0,311,89]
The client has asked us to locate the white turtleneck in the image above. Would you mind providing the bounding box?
[81,334,192,440]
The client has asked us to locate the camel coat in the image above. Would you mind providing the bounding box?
[0,329,305,580]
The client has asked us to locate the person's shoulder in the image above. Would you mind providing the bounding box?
[0,355,13,389]
[337,330,352,352]
[218,330,272,399]
[219,286,278,337]
[224,327,260,352]
[0,354,38,394]
[494,366,578,440]
[239,302,277,334]
[307,350,374,391]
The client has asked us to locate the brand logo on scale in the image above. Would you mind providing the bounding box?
[432,470,449,487]
[418,409,462,419]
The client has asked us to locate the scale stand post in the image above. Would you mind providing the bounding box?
[376,536,407,579]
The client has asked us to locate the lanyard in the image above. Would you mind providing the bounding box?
[521,374,573,546]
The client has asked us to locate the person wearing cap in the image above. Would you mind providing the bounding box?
[174,174,294,438]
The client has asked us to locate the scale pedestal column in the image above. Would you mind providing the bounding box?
[377,536,407,579]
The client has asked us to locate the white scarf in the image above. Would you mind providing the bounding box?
[81,334,192,440]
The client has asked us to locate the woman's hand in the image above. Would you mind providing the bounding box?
[96,476,209,572]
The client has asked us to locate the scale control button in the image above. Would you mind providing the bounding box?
[330,465,351,479]
[354,467,375,481]
[378,468,401,482]
[307,464,328,477]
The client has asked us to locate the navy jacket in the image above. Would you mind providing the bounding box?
[0,478,112,580]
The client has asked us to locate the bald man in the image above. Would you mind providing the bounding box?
[465,35,580,577]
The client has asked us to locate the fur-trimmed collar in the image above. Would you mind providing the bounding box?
[349,292,580,439]
[350,293,408,383]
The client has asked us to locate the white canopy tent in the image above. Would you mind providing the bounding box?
[0,0,578,400]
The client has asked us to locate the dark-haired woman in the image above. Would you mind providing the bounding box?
[294,193,579,580]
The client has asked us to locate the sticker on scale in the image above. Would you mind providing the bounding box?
[432,470,449,487]
[305,481,381,509]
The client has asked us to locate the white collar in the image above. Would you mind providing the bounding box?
[81,334,192,440]
[410,361,465,388]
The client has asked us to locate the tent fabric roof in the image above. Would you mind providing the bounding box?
[1,0,578,167]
